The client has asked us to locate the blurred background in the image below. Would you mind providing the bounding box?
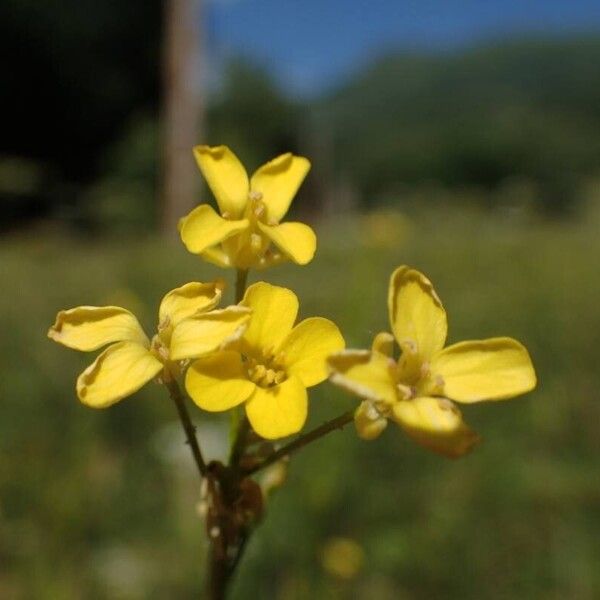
[2,0,600,597]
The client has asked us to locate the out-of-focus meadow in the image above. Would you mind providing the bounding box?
[3,1,600,597]
[3,201,600,598]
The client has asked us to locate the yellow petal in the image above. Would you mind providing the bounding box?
[48,306,148,351]
[241,282,298,354]
[279,317,345,387]
[257,221,317,265]
[371,332,395,356]
[185,351,256,412]
[180,204,249,255]
[158,281,224,329]
[193,145,249,218]
[201,246,233,268]
[328,350,397,405]
[245,375,308,439]
[388,266,447,360]
[170,306,252,360]
[77,342,162,408]
[249,153,310,222]
[429,337,537,403]
[392,396,480,458]
[354,401,388,440]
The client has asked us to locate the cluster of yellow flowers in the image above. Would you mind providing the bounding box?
[49,145,536,458]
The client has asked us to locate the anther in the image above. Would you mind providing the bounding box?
[396,383,414,400]
[250,233,263,254]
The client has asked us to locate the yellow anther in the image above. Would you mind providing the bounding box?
[251,364,267,382]
[247,360,287,387]
[250,233,263,254]
[249,190,263,201]
[396,383,414,400]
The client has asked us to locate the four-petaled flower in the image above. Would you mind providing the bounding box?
[328,266,537,458]
[48,281,250,408]
[179,145,316,270]
[185,282,345,439]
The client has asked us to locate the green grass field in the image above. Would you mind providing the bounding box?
[2,205,600,598]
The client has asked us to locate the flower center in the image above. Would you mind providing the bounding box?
[150,334,170,363]
[246,191,267,222]
[246,355,287,387]
[394,356,445,400]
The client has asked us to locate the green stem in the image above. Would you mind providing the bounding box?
[164,377,207,479]
[234,269,249,303]
[229,417,250,468]
[245,411,354,476]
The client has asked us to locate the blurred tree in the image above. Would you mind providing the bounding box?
[0,0,162,226]
[160,0,203,236]
[316,36,600,214]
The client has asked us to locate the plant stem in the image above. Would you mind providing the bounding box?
[164,377,207,479]
[245,410,354,476]
[234,269,248,303]
[229,416,250,467]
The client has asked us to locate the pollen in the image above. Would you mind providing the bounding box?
[246,357,287,387]
[396,383,415,400]
[250,233,263,254]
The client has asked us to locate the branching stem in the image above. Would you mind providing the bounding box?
[164,377,207,479]
[245,410,354,476]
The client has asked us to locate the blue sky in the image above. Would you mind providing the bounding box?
[206,0,600,96]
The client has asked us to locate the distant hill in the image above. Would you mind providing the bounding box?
[314,36,600,211]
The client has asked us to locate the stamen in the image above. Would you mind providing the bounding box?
[250,233,263,254]
[430,374,445,394]
[247,359,287,387]
[249,190,263,201]
[396,383,414,400]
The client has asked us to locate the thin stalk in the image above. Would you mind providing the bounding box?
[164,377,207,479]
[229,417,250,468]
[245,411,354,476]
[234,269,248,303]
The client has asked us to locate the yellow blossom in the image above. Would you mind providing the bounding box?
[179,145,316,270]
[320,537,365,580]
[48,281,250,408]
[185,282,345,439]
[328,266,537,458]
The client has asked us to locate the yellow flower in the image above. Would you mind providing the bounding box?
[179,145,316,270]
[48,281,250,408]
[185,282,345,439]
[328,266,537,458]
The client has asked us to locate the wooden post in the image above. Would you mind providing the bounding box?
[160,0,202,235]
